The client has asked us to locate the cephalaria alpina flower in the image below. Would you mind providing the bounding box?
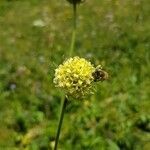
[53,56,95,99]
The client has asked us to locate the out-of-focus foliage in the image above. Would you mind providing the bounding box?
[0,0,149,149]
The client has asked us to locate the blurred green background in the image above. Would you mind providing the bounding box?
[0,0,150,149]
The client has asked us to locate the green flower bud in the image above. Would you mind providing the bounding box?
[67,0,85,4]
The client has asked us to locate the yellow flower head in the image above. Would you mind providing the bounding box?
[53,56,95,99]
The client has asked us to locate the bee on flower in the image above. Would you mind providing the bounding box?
[53,56,108,99]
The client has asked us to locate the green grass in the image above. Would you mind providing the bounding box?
[0,0,150,149]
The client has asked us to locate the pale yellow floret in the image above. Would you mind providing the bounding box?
[53,56,95,99]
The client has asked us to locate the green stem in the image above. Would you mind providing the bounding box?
[54,96,68,150]
[73,3,77,30]
[69,3,77,57]
[54,3,78,150]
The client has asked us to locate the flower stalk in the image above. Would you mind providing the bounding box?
[54,96,68,150]
[54,2,78,150]
[69,2,77,56]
